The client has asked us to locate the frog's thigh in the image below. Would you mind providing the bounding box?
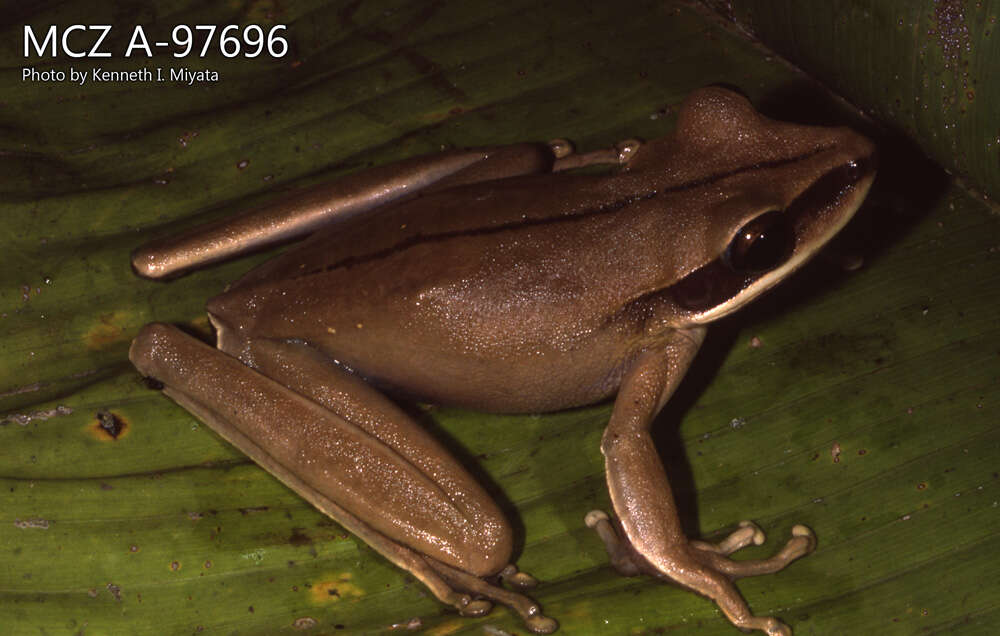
[130,323,513,572]
[132,143,560,279]
[131,324,558,632]
[235,335,509,550]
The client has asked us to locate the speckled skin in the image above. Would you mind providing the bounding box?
[130,88,876,635]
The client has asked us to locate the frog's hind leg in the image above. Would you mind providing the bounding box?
[129,324,555,633]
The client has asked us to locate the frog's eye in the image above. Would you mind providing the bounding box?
[723,210,793,273]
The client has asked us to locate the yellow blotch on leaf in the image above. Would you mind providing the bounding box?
[85,311,133,350]
[309,573,364,604]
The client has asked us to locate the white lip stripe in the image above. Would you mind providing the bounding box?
[689,173,876,325]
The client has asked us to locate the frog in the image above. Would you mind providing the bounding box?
[129,87,876,635]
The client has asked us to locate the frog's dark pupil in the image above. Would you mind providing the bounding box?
[723,210,792,273]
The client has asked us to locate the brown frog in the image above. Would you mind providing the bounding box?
[130,87,875,635]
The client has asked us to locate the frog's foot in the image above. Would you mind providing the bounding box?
[585,510,813,636]
[426,558,558,634]
[550,138,642,171]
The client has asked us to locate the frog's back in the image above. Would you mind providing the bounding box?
[207,173,678,412]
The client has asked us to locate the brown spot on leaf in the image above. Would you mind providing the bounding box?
[239,506,269,515]
[88,410,129,441]
[289,527,312,547]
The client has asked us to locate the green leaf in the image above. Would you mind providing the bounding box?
[716,0,1000,202]
[2,1,997,635]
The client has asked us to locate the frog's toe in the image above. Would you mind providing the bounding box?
[784,524,817,559]
[499,564,539,589]
[525,614,559,634]
[458,598,493,617]
[691,520,765,556]
[584,509,642,576]
[546,138,574,158]
[615,138,642,164]
[740,519,767,546]
[792,524,815,543]
[764,618,792,636]
[584,509,609,528]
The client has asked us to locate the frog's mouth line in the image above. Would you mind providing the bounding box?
[674,153,877,323]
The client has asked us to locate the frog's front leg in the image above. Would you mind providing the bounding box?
[132,144,559,279]
[129,324,556,634]
[590,329,815,636]
[132,139,636,280]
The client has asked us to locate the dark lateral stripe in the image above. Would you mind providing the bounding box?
[295,145,833,279]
